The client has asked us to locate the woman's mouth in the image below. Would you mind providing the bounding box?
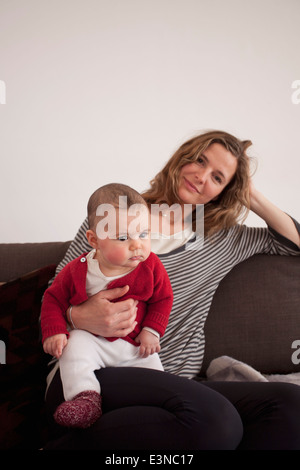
[184,177,199,193]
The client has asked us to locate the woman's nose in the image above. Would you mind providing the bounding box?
[195,168,208,184]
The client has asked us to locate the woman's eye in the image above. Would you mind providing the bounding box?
[213,175,222,184]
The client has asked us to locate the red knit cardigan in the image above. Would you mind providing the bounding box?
[41,252,173,347]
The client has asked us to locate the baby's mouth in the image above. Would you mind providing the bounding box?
[130,255,143,260]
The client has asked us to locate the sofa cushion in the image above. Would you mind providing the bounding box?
[202,254,300,376]
[0,264,56,449]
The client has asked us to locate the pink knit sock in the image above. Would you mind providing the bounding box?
[54,391,102,428]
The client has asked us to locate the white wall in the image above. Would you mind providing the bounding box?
[0,0,299,243]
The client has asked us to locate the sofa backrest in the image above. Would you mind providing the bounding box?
[0,243,299,377]
[0,242,71,282]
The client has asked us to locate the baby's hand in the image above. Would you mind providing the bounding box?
[135,329,161,358]
[43,334,68,359]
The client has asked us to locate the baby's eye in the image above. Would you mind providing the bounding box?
[139,231,149,239]
[118,235,128,241]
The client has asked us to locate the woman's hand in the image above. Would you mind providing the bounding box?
[249,179,300,247]
[68,285,138,337]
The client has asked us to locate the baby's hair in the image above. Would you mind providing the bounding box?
[87,183,148,230]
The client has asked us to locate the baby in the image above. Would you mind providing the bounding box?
[41,183,173,428]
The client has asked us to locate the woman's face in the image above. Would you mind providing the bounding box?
[177,143,238,205]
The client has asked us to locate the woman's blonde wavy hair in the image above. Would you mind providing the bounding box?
[142,130,254,237]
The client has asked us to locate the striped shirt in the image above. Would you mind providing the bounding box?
[55,218,300,379]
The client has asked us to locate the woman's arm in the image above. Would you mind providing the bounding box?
[67,286,138,337]
[249,182,300,248]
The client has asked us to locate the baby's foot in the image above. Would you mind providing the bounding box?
[54,390,102,428]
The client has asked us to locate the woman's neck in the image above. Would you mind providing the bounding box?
[151,203,194,236]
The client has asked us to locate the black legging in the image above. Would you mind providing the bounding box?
[203,380,300,450]
[44,367,300,450]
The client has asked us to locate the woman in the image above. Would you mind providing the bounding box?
[44,130,300,450]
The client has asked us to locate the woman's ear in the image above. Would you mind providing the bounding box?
[86,229,98,249]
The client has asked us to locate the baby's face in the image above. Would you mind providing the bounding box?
[95,208,151,276]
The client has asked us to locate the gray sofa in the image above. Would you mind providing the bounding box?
[0,241,299,449]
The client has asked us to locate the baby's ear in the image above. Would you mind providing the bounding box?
[86,229,98,248]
